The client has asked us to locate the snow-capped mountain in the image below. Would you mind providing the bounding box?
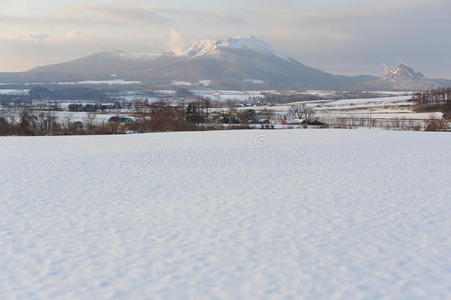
[360,64,451,91]
[1,36,378,89]
[181,35,290,62]
[382,64,425,81]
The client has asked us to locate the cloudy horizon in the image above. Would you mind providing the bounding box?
[1,0,450,78]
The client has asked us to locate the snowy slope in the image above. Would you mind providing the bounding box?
[312,95,413,110]
[90,50,162,62]
[1,130,451,299]
[182,35,290,61]
[383,64,425,81]
[360,64,451,90]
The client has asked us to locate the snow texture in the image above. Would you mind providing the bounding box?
[1,130,451,299]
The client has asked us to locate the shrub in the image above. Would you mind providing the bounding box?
[0,117,12,135]
[424,118,449,132]
[443,101,451,120]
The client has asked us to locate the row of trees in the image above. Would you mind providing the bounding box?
[0,110,77,136]
[413,88,451,117]
[288,104,315,121]
[68,102,127,113]
[0,100,229,136]
[0,98,321,136]
[132,101,200,132]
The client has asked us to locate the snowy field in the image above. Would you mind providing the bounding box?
[252,95,441,121]
[1,130,451,299]
[0,89,30,95]
[192,89,265,101]
[316,95,412,107]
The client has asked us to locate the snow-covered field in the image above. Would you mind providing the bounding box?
[309,96,442,121]
[252,95,441,121]
[0,89,30,95]
[192,89,265,101]
[314,95,413,109]
[1,130,450,299]
[317,111,443,120]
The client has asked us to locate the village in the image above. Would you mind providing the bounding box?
[1,87,450,135]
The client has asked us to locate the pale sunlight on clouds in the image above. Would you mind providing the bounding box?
[0,0,449,77]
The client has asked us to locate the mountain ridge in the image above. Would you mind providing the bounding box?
[11,36,376,89]
[1,36,449,90]
[359,64,451,91]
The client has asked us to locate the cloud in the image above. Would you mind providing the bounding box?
[160,8,245,25]
[0,33,52,41]
[0,32,165,71]
[168,30,185,56]
[0,0,450,77]
[252,0,451,76]
[66,32,84,39]
[62,2,170,25]
[17,33,52,40]
[0,1,244,27]
[0,3,169,27]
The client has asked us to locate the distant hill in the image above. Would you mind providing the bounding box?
[358,64,451,91]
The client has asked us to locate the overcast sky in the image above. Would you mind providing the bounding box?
[1,0,450,77]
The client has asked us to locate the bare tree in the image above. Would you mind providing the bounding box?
[61,112,74,134]
[85,113,97,131]
[36,111,58,135]
[258,108,275,122]
[289,104,315,121]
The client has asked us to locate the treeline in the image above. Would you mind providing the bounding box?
[0,100,240,136]
[0,109,203,136]
[1,110,73,136]
[68,102,128,112]
[413,88,451,119]
[132,100,207,132]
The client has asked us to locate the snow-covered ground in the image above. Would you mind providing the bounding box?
[248,95,441,121]
[309,96,443,121]
[55,80,143,86]
[232,95,414,113]
[317,111,443,120]
[0,80,142,87]
[314,95,412,108]
[1,130,451,299]
[192,89,265,101]
[0,89,30,95]
[53,111,119,124]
